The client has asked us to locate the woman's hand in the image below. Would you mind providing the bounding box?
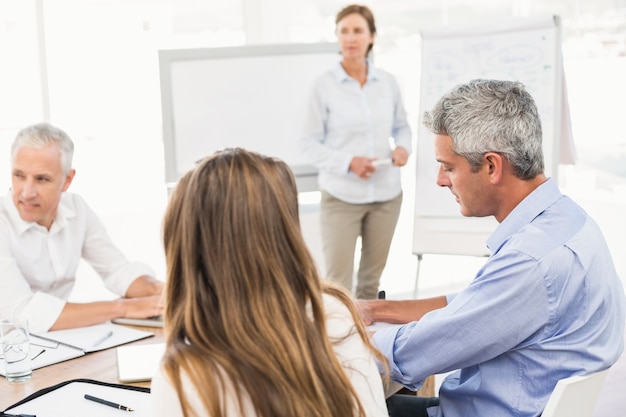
[392,147,409,167]
[350,157,376,179]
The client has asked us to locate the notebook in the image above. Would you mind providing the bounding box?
[116,342,165,383]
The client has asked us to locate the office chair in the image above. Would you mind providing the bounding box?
[542,369,610,417]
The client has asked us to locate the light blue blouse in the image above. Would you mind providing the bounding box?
[299,61,412,204]
[374,178,626,417]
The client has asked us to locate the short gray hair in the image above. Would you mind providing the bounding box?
[11,122,74,175]
[423,79,544,179]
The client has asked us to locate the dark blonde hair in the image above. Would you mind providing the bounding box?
[336,4,377,56]
[162,148,386,417]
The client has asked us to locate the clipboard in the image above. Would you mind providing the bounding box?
[3,379,152,417]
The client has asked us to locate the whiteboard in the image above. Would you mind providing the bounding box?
[158,42,339,190]
[413,16,565,256]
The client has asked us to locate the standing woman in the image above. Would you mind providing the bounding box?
[299,4,412,300]
[152,148,389,417]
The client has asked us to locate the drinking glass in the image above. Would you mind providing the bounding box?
[0,317,32,382]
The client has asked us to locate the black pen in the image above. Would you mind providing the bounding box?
[31,348,45,361]
[84,394,134,412]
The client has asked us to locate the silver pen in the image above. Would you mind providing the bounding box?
[92,330,113,347]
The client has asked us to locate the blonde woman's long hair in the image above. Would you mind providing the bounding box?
[162,148,387,417]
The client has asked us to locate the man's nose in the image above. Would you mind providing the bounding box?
[436,166,450,187]
[21,179,37,198]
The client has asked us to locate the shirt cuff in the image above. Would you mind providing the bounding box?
[373,323,424,392]
[338,153,353,175]
[21,292,66,333]
[103,262,156,296]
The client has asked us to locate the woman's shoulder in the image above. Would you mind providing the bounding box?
[321,292,360,337]
[152,361,259,417]
[370,66,400,84]
[321,291,352,314]
[151,366,186,417]
[314,61,348,85]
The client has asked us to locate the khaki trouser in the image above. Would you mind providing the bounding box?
[320,191,402,299]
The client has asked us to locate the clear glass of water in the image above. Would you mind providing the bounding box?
[0,317,32,382]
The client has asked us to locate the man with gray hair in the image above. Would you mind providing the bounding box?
[0,122,163,333]
[358,79,625,417]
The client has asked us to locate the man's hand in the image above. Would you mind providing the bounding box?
[50,294,164,331]
[356,296,449,326]
[356,299,378,326]
[120,295,164,319]
[48,276,165,331]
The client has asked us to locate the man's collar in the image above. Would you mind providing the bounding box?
[50,194,76,233]
[487,178,561,253]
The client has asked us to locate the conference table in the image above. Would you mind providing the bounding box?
[0,324,163,410]
[1,324,436,410]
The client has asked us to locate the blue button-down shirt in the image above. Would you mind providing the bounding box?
[299,61,412,204]
[374,178,626,417]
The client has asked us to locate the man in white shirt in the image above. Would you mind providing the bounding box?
[0,122,163,333]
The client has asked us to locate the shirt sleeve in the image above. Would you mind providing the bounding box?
[373,251,550,391]
[20,292,66,333]
[298,76,354,175]
[389,74,412,154]
[77,196,155,296]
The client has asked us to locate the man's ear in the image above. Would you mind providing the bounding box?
[484,152,504,184]
[62,168,76,192]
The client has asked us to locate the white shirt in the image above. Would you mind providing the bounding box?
[299,61,412,204]
[0,192,154,332]
[151,294,389,417]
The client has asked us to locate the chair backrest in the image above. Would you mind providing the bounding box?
[542,369,610,417]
